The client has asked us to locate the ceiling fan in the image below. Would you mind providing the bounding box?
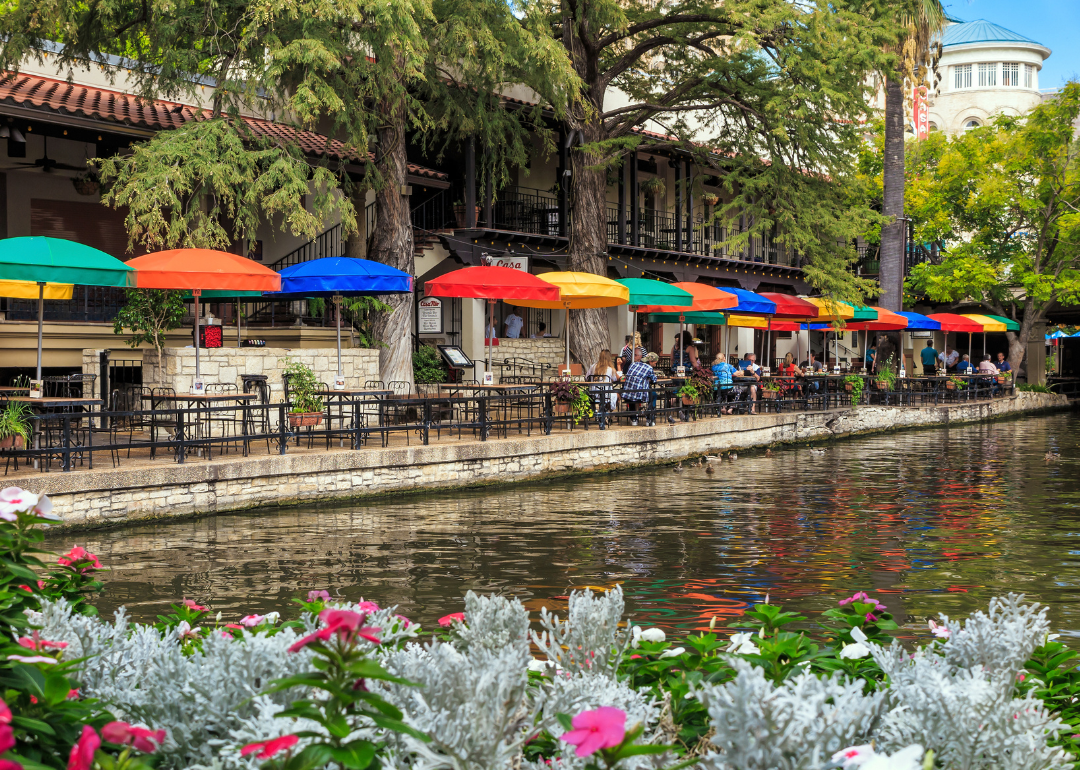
[13,136,85,173]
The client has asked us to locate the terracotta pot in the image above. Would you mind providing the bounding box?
[876,380,889,390]
[288,411,324,428]
[0,435,25,450]
[996,376,1006,384]
[844,382,854,392]
[761,390,778,400]
[554,402,571,415]
[681,395,699,406]
[453,205,481,229]
[945,381,956,390]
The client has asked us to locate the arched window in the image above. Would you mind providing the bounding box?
[928,122,939,132]
[963,119,981,131]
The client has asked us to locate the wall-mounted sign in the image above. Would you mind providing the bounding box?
[418,296,443,333]
[913,85,929,140]
[481,254,528,272]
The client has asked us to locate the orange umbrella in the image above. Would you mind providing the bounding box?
[127,249,282,385]
[635,283,738,313]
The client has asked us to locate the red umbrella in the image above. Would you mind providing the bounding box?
[927,313,985,373]
[425,266,561,377]
[756,293,820,320]
[127,249,282,386]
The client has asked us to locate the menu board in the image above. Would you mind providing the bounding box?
[418,297,443,333]
[438,345,474,369]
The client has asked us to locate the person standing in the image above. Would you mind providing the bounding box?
[920,340,938,375]
[864,343,877,374]
[504,310,524,339]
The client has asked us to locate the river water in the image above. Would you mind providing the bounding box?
[52,412,1079,637]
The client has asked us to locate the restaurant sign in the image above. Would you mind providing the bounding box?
[418,297,443,334]
[482,254,528,272]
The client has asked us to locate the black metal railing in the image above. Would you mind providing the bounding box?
[1,286,127,323]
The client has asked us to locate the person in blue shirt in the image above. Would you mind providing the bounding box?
[956,354,973,374]
[996,352,1012,372]
[864,344,877,374]
[712,353,738,414]
[920,340,938,375]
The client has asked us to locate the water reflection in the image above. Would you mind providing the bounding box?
[53,413,1080,636]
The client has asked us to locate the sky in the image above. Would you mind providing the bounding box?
[942,0,1080,89]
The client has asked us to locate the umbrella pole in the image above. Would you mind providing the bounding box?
[766,316,772,371]
[35,282,44,381]
[488,299,494,379]
[237,299,242,348]
[194,289,201,384]
[565,305,571,375]
[334,295,343,380]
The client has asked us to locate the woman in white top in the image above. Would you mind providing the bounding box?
[586,349,619,411]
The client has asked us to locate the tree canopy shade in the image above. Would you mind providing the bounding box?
[521,0,895,364]
[905,82,1080,373]
[0,0,578,386]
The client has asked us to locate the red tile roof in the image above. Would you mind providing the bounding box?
[0,72,448,180]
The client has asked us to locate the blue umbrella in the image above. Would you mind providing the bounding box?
[1071,331,1080,338]
[265,257,414,383]
[1047,330,1068,340]
[893,311,942,331]
[723,287,776,315]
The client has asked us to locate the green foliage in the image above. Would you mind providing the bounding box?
[113,289,186,383]
[0,402,31,444]
[281,359,324,414]
[413,345,447,384]
[876,355,898,389]
[904,83,1080,349]
[341,297,393,350]
[1019,383,1054,393]
[844,374,864,406]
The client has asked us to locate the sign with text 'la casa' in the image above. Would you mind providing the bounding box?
[418,296,443,333]
[481,255,528,272]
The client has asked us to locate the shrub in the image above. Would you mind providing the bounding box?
[413,345,448,384]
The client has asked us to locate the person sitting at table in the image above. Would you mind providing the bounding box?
[733,356,761,415]
[996,352,1012,373]
[957,354,973,374]
[939,346,959,372]
[920,340,938,375]
[712,352,738,414]
[619,333,645,375]
[777,352,803,395]
[802,351,824,373]
[586,349,619,411]
[671,331,700,375]
[977,353,998,374]
[530,322,552,339]
[622,350,658,426]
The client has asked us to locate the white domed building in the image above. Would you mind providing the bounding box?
[925,18,1051,135]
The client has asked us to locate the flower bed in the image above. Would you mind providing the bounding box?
[0,486,1077,770]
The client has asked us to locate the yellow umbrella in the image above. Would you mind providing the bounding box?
[0,279,74,300]
[800,298,855,370]
[506,271,629,374]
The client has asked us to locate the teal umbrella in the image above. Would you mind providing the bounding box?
[616,278,693,307]
[0,237,134,380]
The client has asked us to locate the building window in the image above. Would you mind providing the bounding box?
[928,122,938,132]
[978,63,997,87]
[954,64,972,89]
[964,119,981,131]
[1025,64,1034,88]
[1003,63,1020,86]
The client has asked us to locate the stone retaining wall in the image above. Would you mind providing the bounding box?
[493,338,565,377]
[22,392,1069,529]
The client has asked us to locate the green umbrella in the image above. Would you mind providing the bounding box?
[0,237,134,380]
[646,311,726,324]
[616,278,693,307]
[982,314,1020,332]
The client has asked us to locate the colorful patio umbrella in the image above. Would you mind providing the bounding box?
[961,313,1020,359]
[756,293,821,366]
[127,249,282,384]
[505,271,629,375]
[1046,330,1068,340]
[0,280,73,300]
[266,257,414,384]
[615,278,693,308]
[895,311,941,330]
[926,313,985,372]
[635,282,738,314]
[424,266,561,376]
[0,237,135,380]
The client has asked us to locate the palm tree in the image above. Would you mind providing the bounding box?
[879,0,946,312]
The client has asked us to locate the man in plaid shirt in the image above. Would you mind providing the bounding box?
[622,351,658,426]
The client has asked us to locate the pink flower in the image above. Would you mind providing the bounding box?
[0,724,13,754]
[1018,673,1026,682]
[559,707,627,757]
[16,585,32,593]
[182,599,207,612]
[67,689,79,699]
[0,698,11,724]
[865,613,878,622]
[438,612,465,627]
[307,590,331,602]
[101,722,167,753]
[357,601,380,612]
[0,759,22,770]
[67,725,100,770]
[287,610,381,653]
[7,655,57,664]
[838,591,870,607]
[240,615,264,627]
[17,634,68,652]
[57,546,101,574]
[240,734,299,759]
[176,621,201,642]
[929,620,951,639]
[395,614,411,628]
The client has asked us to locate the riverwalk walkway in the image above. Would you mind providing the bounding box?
[13,391,1068,529]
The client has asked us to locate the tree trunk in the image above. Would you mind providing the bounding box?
[566,124,611,366]
[1005,331,1027,376]
[879,77,906,311]
[874,331,902,372]
[367,96,415,389]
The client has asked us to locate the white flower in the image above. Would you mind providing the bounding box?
[264,612,281,625]
[640,627,666,643]
[928,619,950,639]
[658,647,686,659]
[832,744,876,767]
[862,745,924,770]
[727,632,760,655]
[1048,633,1061,642]
[850,626,869,644]
[840,642,871,659]
[0,487,38,521]
[527,659,549,672]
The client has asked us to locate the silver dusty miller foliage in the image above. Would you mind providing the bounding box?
[531,584,631,677]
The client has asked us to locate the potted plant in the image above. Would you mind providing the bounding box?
[452,200,480,229]
[945,376,965,390]
[640,177,666,200]
[677,381,701,406]
[549,380,593,422]
[875,356,897,391]
[761,381,781,400]
[0,401,31,450]
[282,358,324,427]
[703,193,720,207]
[844,374,864,406]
